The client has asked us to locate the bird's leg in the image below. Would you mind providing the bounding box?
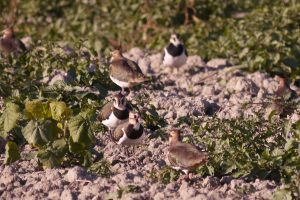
[108,129,113,142]
[177,173,189,184]
[132,146,140,165]
[188,172,194,184]
[122,87,125,95]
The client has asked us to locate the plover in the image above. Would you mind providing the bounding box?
[168,129,209,184]
[96,93,133,139]
[109,49,149,94]
[0,27,26,57]
[162,32,188,72]
[111,111,145,160]
[272,77,298,117]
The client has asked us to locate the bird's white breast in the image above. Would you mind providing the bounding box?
[163,48,187,68]
[102,112,129,129]
[110,75,134,88]
[117,128,145,146]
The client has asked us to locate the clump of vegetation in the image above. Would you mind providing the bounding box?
[181,108,300,199]
[2,0,300,83]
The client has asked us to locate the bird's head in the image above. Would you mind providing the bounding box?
[110,50,122,62]
[168,128,182,143]
[279,78,289,86]
[170,32,182,46]
[113,93,126,110]
[2,27,14,38]
[128,111,142,127]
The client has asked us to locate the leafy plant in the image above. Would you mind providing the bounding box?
[179,108,300,198]
[145,165,181,185]
[105,184,141,199]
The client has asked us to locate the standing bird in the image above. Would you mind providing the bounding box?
[111,111,145,160]
[0,27,26,57]
[162,32,188,72]
[96,93,133,139]
[109,49,149,94]
[168,129,209,184]
[272,78,298,117]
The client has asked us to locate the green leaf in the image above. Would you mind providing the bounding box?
[268,110,277,122]
[37,150,59,169]
[105,192,117,200]
[221,160,237,174]
[284,139,298,151]
[50,101,73,121]
[271,188,292,200]
[94,83,108,95]
[282,120,292,138]
[49,139,68,159]
[69,112,96,144]
[239,47,249,59]
[22,119,52,146]
[25,100,47,119]
[79,151,92,168]
[68,136,90,154]
[147,105,159,118]
[261,149,270,160]
[271,148,285,157]
[258,170,270,180]
[4,141,20,164]
[25,151,38,161]
[284,57,300,69]
[0,103,20,139]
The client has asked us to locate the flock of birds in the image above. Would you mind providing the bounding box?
[1,27,298,184]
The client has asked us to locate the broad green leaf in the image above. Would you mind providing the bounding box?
[282,120,292,138]
[105,193,117,200]
[221,160,237,174]
[258,170,270,180]
[271,148,285,157]
[37,150,59,169]
[69,113,96,144]
[25,100,46,119]
[22,119,52,146]
[94,83,108,95]
[271,188,292,200]
[4,141,20,164]
[0,103,20,139]
[268,110,277,122]
[284,139,298,151]
[147,105,159,118]
[50,101,72,121]
[239,47,249,59]
[79,151,92,168]
[25,151,38,161]
[49,139,68,159]
[68,136,90,154]
[261,149,270,160]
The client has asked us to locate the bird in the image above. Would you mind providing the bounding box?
[168,129,209,184]
[0,27,27,57]
[109,49,149,94]
[96,93,133,140]
[272,77,298,117]
[162,32,188,72]
[111,111,145,160]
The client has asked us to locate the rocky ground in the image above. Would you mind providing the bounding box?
[0,46,294,200]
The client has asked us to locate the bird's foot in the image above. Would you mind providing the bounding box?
[177,174,189,184]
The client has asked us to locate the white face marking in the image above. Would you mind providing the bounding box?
[170,34,181,46]
[117,128,145,146]
[163,47,187,68]
[133,123,140,130]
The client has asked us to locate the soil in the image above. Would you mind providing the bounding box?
[0,46,293,200]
